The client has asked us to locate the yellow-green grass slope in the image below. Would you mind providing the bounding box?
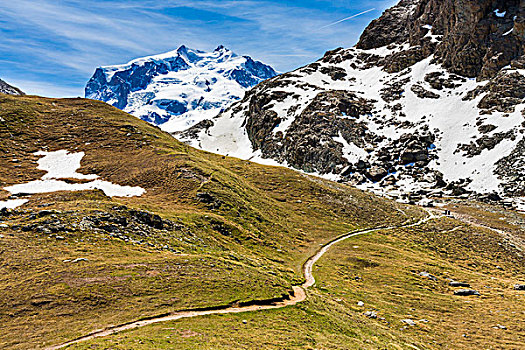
[0,94,421,349]
[1,95,523,349]
[69,216,525,350]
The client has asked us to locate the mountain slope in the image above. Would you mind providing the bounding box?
[0,79,24,95]
[0,94,419,348]
[0,95,523,350]
[85,45,277,131]
[181,0,525,203]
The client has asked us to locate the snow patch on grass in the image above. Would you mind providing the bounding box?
[4,150,145,199]
[0,199,28,210]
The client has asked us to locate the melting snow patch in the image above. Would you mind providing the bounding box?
[36,150,98,180]
[4,150,145,198]
[334,133,369,163]
[0,199,28,210]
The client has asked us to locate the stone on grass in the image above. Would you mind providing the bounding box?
[401,319,416,326]
[454,289,480,296]
[419,271,437,281]
[364,311,377,319]
[449,281,470,287]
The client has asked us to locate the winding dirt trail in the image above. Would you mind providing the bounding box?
[47,214,436,350]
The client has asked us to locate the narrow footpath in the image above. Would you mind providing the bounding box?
[48,214,437,349]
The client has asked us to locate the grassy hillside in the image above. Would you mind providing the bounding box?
[66,217,525,350]
[0,95,523,349]
[0,95,421,349]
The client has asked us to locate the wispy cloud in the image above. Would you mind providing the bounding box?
[319,8,376,30]
[0,0,392,97]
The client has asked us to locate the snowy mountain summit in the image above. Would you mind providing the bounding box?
[85,45,277,132]
[181,0,525,203]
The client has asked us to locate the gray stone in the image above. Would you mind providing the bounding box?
[401,319,416,326]
[419,271,438,281]
[364,311,377,319]
[454,289,480,296]
[449,281,471,288]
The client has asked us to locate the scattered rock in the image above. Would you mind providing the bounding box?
[454,289,480,296]
[196,192,222,209]
[411,84,440,99]
[357,301,365,307]
[419,271,438,281]
[449,281,471,288]
[364,311,377,319]
[401,319,416,326]
[514,284,525,290]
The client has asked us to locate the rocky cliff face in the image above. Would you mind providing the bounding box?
[180,0,525,203]
[358,0,524,79]
[85,45,277,131]
[0,79,24,96]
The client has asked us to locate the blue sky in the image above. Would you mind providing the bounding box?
[0,0,397,97]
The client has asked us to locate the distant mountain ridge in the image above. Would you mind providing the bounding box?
[85,45,277,131]
[0,79,24,96]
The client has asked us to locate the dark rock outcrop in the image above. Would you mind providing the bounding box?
[0,79,24,96]
[358,0,525,80]
[454,289,480,296]
[244,89,376,174]
[357,0,417,50]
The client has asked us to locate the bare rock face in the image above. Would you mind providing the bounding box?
[0,79,24,96]
[358,0,525,80]
[356,0,418,50]
[496,137,525,196]
[244,88,377,174]
[181,0,525,200]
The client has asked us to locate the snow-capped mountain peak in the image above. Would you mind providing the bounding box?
[85,45,277,131]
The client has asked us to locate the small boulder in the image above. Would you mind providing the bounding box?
[449,281,471,288]
[514,284,525,290]
[401,319,416,326]
[419,271,438,281]
[364,311,377,319]
[454,289,480,296]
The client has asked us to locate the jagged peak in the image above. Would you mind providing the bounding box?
[85,44,278,129]
[0,78,24,96]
